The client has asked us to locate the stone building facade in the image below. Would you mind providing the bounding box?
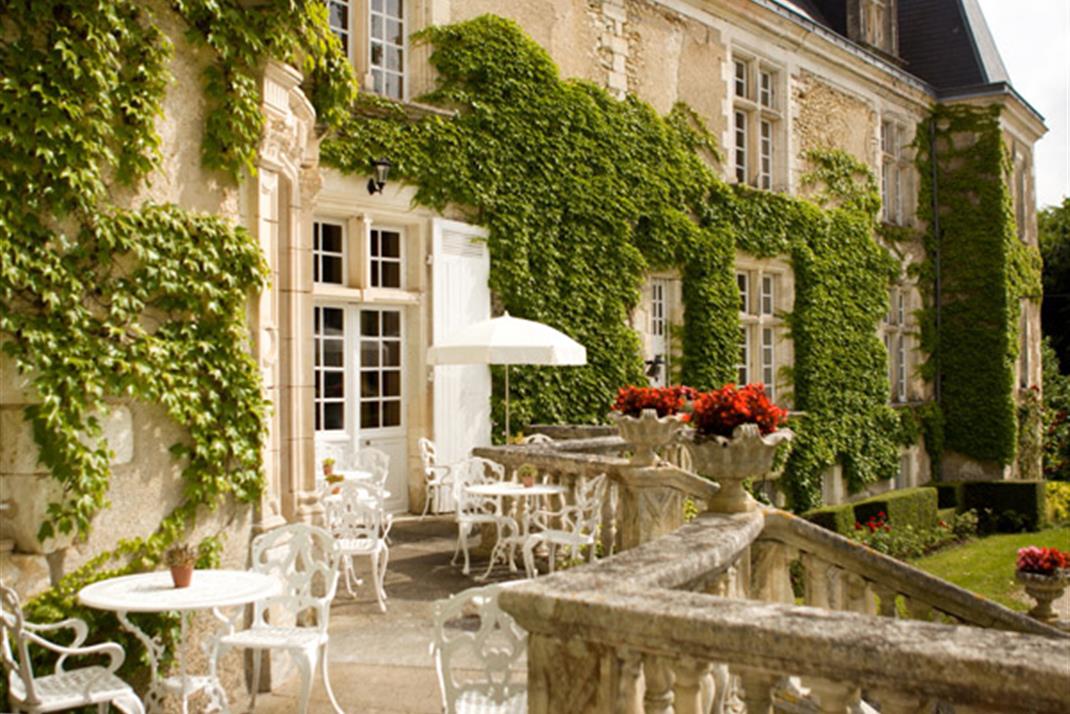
[0,0,1046,598]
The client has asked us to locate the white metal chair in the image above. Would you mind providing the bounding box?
[353,446,391,500]
[431,582,528,714]
[418,437,455,517]
[314,440,350,494]
[323,481,390,611]
[214,524,343,714]
[519,433,554,445]
[0,583,144,714]
[450,458,518,576]
[521,474,608,578]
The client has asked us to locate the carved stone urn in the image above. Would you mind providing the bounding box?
[1016,570,1068,624]
[611,409,687,467]
[687,423,793,513]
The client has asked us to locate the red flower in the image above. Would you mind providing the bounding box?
[1017,546,1069,575]
[689,383,788,438]
[854,521,862,530]
[612,385,695,418]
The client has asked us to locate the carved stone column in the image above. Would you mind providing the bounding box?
[672,658,712,714]
[642,654,675,714]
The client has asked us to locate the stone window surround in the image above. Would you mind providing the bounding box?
[729,47,785,191]
[879,114,913,225]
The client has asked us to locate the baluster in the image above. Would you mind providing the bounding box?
[642,654,675,714]
[737,667,778,714]
[872,583,899,617]
[601,479,618,557]
[672,658,712,714]
[801,553,832,609]
[616,649,644,714]
[871,688,929,713]
[807,677,859,713]
[751,541,794,604]
[841,572,872,614]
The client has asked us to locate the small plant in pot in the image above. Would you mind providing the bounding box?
[517,463,539,488]
[165,543,197,588]
[322,457,336,477]
[1015,546,1069,624]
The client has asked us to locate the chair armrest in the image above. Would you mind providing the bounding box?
[24,617,90,648]
[22,631,125,674]
[527,505,581,532]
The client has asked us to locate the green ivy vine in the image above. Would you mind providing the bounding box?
[915,105,1043,468]
[0,0,352,671]
[323,15,913,509]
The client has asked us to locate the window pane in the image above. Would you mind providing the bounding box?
[382,311,400,337]
[383,370,401,397]
[361,311,380,336]
[321,255,343,284]
[323,339,343,367]
[362,371,380,398]
[382,341,401,367]
[383,400,401,427]
[324,371,344,399]
[371,14,382,39]
[380,230,401,258]
[371,42,383,67]
[737,273,748,312]
[321,224,342,253]
[324,402,344,430]
[387,19,402,46]
[362,340,380,368]
[385,73,402,100]
[361,401,380,429]
[380,262,401,288]
[323,308,344,336]
[386,0,401,17]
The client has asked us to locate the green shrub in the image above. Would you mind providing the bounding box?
[961,481,1047,533]
[803,503,855,534]
[849,509,978,559]
[851,487,939,532]
[937,506,958,524]
[932,483,963,510]
[1044,482,1070,524]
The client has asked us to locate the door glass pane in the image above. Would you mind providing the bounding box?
[361,311,380,336]
[362,371,381,398]
[383,400,401,427]
[323,308,344,336]
[383,311,400,337]
[382,341,400,367]
[383,371,401,397]
[324,371,344,398]
[324,402,344,430]
[358,308,403,432]
[361,401,380,429]
[362,340,380,368]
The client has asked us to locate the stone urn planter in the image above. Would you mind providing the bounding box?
[687,423,793,513]
[1016,569,1068,624]
[611,409,687,467]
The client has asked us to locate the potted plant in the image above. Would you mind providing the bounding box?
[610,386,695,466]
[517,463,539,488]
[322,457,336,478]
[685,383,792,513]
[165,543,197,589]
[1015,546,1069,624]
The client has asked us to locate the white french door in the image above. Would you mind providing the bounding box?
[314,303,408,512]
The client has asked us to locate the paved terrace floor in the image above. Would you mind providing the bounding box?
[257,515,521,714]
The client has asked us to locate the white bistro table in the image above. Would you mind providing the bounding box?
[79,569,280,714]
[465,482,567,579]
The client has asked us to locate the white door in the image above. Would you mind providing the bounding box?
[432,219,492,479]
[649,278,669,386]
[356,306,408,512]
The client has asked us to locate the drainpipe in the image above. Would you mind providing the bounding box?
[929,116,942,406]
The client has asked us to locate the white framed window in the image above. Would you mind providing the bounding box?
[759,120,773,190]
[761,327,775,399]
[734,59,748,97]
[313,220,346,285]
[896,334,907,402]
[737,327,750,385]
[651,280,666,337]
[759,69,774,109]
[881,118,911,224]
[760,274,774,316]
[326,0,351,57]
[314,305,347,432]
[737,272,750,313]
[369,227,403,288]
[734,110,748,184]
[360,308,403,429]
[883,285,911,402]
[370,0,405,100]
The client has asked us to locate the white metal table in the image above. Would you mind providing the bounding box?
[465,482,567,579]
[79,569,280,714]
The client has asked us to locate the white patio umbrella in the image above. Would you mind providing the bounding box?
[427,312,587,438]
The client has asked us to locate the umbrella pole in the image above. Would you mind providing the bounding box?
[504,364,510,441]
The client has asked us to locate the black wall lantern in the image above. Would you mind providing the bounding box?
[367,158,392,194]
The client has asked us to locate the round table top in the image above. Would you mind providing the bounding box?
[336,469,372,481]
[466,482,567,497]
[78,570,281,613]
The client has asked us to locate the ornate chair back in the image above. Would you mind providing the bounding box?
[323,482,385,545]
[451,457,506,515]
[249,524,339,627]
[569,473,609,536]
[519,433,554,445]
[315,440,351,493]
[354,446,390,493]
[418,437,438,475]
[432,583,527,714]
[0,584,39,706]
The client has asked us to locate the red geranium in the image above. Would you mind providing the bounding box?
[612,385,696,418]
[1016,546,1069,575]
[689,383,787,438]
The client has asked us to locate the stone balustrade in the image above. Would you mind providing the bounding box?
[500,510,1070,713]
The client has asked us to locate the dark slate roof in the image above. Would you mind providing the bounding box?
[771,0,834,27]
[898,0,1009,91]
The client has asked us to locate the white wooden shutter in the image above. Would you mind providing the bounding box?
[432,219,492,482]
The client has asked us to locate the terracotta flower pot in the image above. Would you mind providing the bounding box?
[611,409,687,467]
[170,565,193,589]
[521,475,535,488]
[687,424,793,513]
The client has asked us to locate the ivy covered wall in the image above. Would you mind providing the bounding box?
[916,105,1043,472]
[324,15,913,510]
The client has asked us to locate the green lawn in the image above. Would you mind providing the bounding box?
[910,527,1070,611]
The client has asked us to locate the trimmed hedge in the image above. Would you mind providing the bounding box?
[960,480,1047,533]
[804,503,855,534]
[937,506,958,524]
[804,487,939,535]
[932,482,963,510]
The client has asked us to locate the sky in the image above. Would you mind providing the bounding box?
[977,0,1070,209]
